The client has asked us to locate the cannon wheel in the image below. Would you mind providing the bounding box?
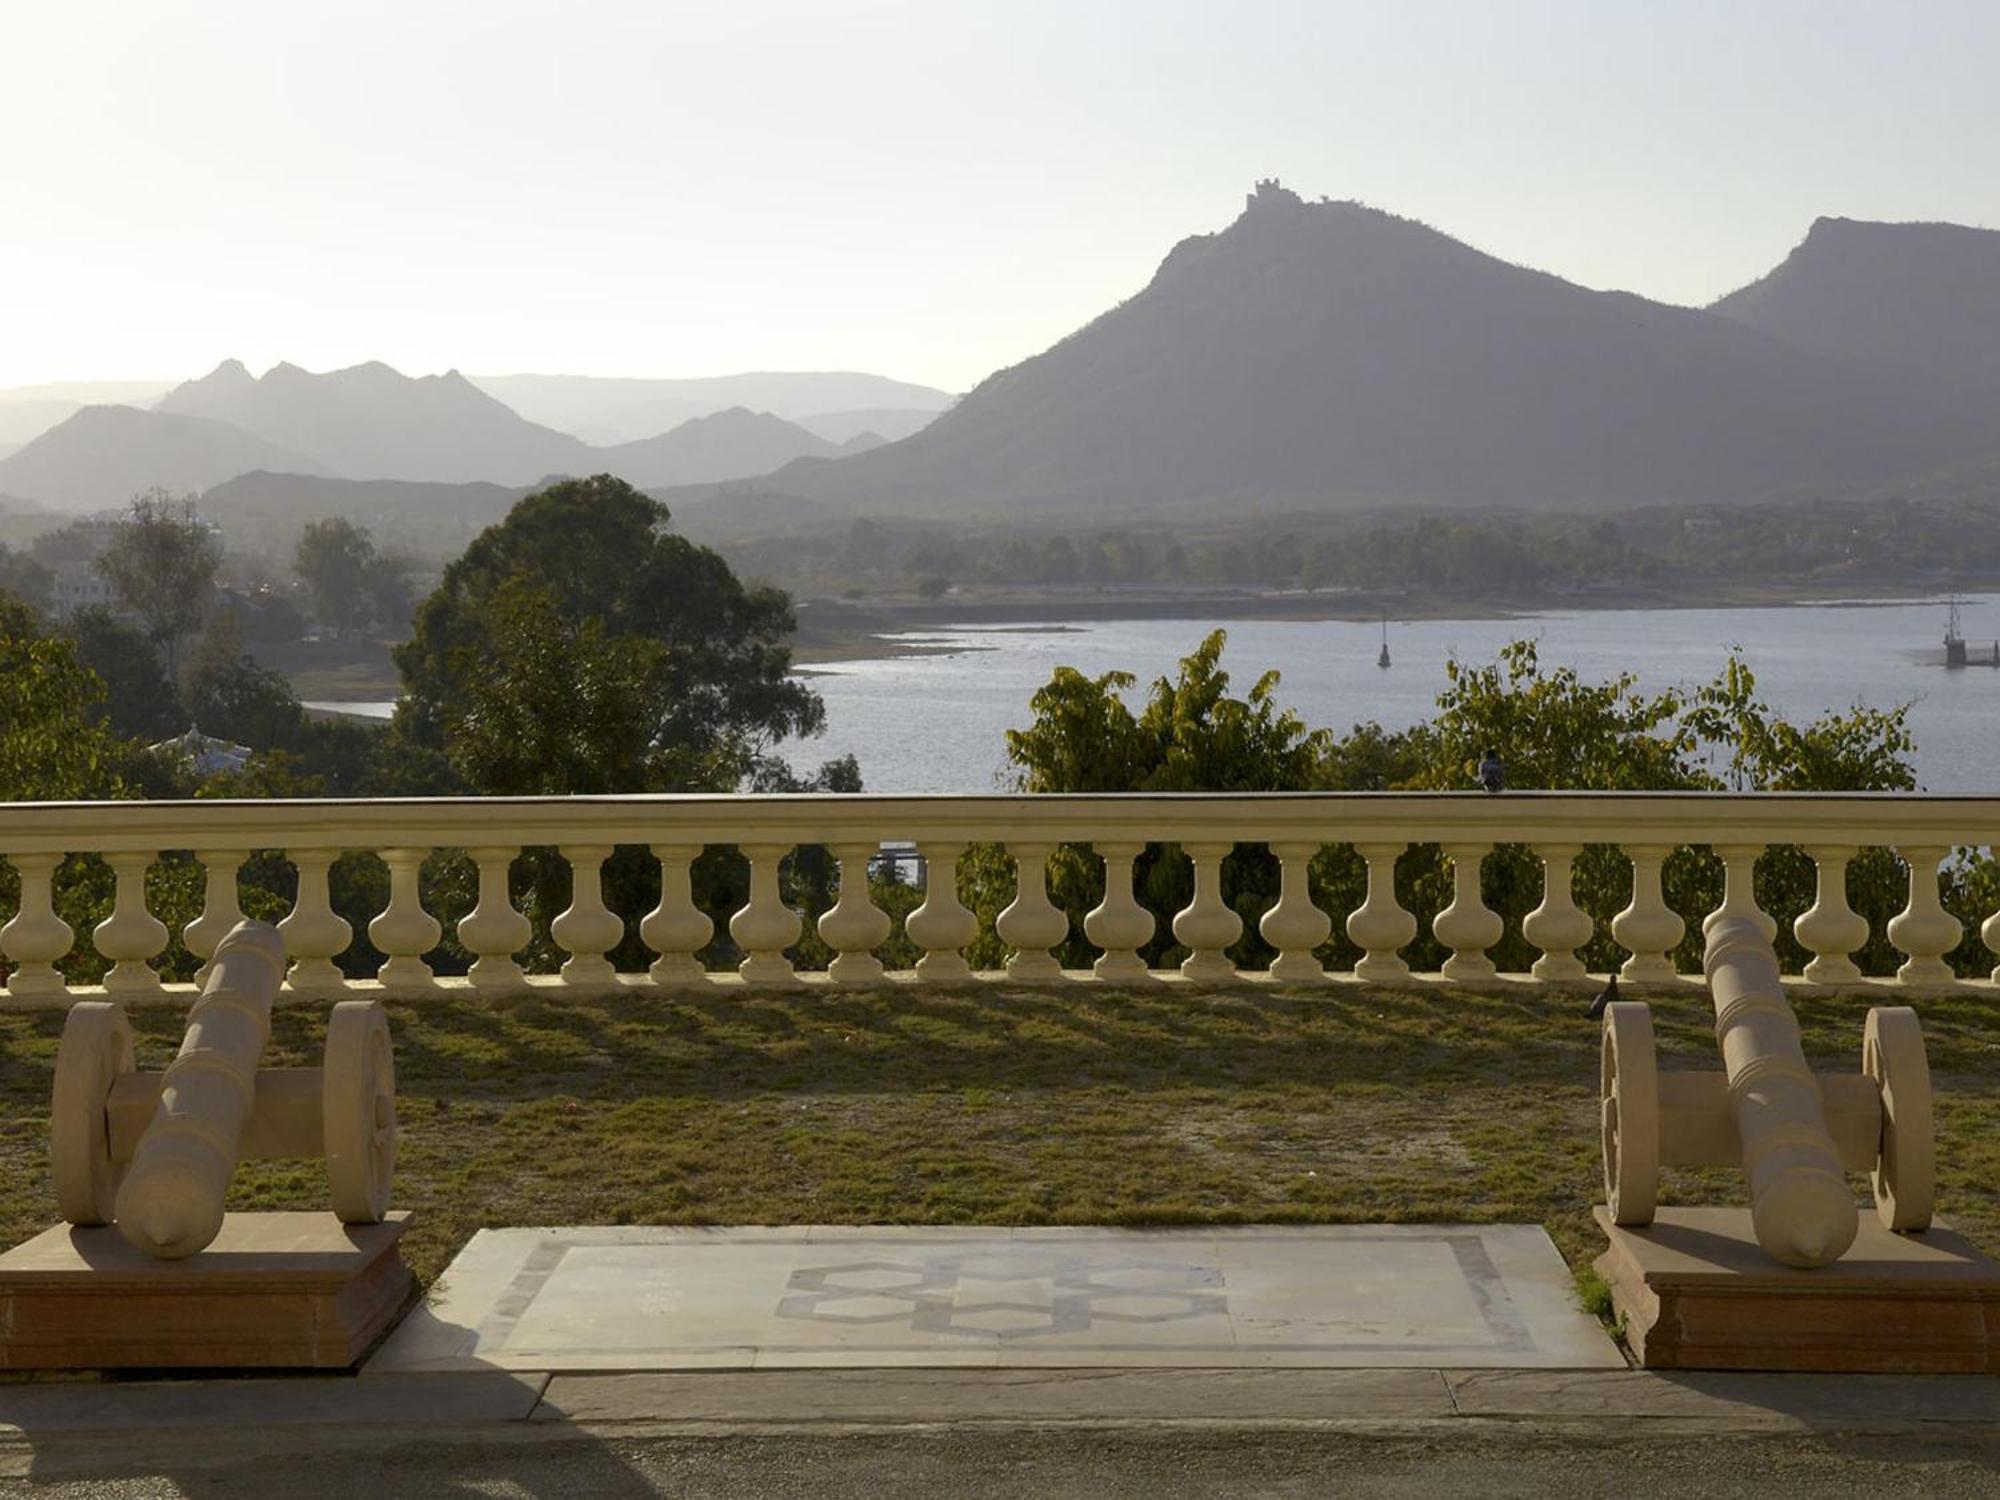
[324,1001,396,1223]
[1601,1001,1659,1226]
[1864,1006,1934,1231]
[52,1002,134,1225]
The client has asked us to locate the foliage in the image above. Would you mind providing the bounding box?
[0,593,137,802]
[65,606,185,739]
[91,489,222,680]
[393,475,824,794]
[993,630,1983,979]
[0,544,53,614]
[293,516,414,638]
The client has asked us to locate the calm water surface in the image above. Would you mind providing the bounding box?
[793,597,2000,794]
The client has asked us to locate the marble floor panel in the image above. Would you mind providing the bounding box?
[366,1225,1625,1374]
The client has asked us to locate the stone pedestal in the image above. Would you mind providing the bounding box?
[0,1211,414,1371]
[1596,1205,2000,1373]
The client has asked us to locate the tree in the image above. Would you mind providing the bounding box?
[293,517,380,637]
[0,544,53,615]
[93,490,222,681]
[185,614,310,751]
[393,475,824,795]
[65,606,185,738]
[0,593,137,800]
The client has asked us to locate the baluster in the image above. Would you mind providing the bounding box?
[369,847,441,990]
[276,849,352,991]
[905,842,979,983]
[1173,841,1243,982]
[1523,843,1593,982]
[93,852,168,995]
[1612,845,1684,984]
[1702,844,1777,944]
[458,846,531,992]
[730,843,801,985]
[2,852,73,997]
[1085,842,1156,982]
[552,844,623,987]
[1794,844,1868,986]
[1260,841,1330,984]
[1346,843,1416,983]
[1433,843,1503,982]
[181,849,247,985]
[1983,901,2000,987]
[641,844,712,986]
[819,842,892,984]
[1887,845,1961,987]
[996,842,1068,981]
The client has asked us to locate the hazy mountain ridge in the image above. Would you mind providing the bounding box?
[1711,216,2000,410]
[6,195,2000,521]
[594,407,841,486]
[156,359,593,484]
[768,184,1977,516]
[0,406,329,509]
[471,371,953,444]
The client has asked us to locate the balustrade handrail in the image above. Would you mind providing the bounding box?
[3,791,1997,1001]
[2,790,1998,855]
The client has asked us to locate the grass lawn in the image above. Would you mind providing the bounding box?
[3,982,1997,1290]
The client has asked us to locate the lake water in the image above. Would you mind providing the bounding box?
[305,596,2000,794]
[795,597,2000,794]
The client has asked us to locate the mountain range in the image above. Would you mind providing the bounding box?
[467,372,951,445]
[0,362,911,507]
[756,184,1997,517]
[4,186,1999,522]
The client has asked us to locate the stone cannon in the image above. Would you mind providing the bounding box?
[1600,913,1932,1268]
[51,920,396,1259]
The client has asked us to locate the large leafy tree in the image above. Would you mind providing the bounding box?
[394,475,823,794]
[93,490,222,681]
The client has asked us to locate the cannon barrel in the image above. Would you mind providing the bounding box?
[112,920,285,1259]
[1704,914,1858,1268]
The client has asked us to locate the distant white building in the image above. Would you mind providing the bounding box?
[148,725,252,778]
[51,565,120,618]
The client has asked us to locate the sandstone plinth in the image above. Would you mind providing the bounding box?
[1596,1205,2000,1373]
[0,1211,414,1370]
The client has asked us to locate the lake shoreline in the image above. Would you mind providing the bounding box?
[789,579,1982,665]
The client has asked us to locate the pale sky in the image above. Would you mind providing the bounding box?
[3,0,1996,394]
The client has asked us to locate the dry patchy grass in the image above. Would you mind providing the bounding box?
[3,982,1996,1286]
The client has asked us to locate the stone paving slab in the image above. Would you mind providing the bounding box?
[0,1371,547,1435]
[367,1223,1623,1374]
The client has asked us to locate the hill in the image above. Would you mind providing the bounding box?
[594,407,840,487]
[1711,216,2000,416]
[794,407,942,445]
[765,183,1974,518]
[0,406,327,510]
[471,371,953,444]
[0,380,175,449]
[196,471,533,560]
[156,360,593,483]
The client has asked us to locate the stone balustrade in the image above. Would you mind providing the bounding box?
[2,792,1997,1002]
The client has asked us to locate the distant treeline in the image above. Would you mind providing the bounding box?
[708,493,2000,599]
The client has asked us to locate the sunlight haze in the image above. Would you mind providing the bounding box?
[3,0,1996,391]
